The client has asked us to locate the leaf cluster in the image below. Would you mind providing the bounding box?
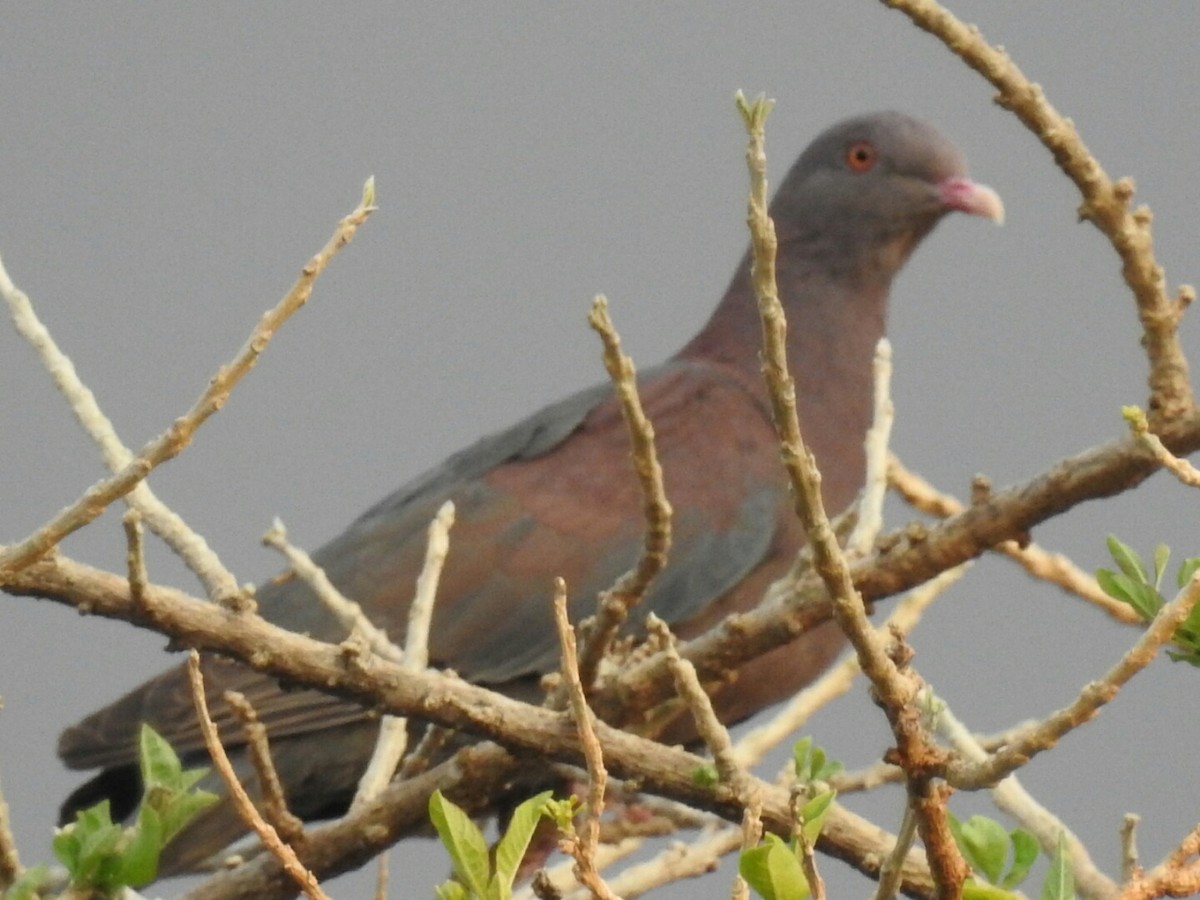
[949,814,1074,900]
[429,789,553,900]
[738,738,840,900]
[5,725,217,898]
[1097,536,1200,664]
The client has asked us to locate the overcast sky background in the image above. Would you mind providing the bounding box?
[2,4,1198,897]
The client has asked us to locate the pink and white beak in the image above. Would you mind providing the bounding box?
[939,176,1005,224]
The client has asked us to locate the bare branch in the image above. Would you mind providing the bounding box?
[1125,405,1200,487]
[888,454,1140,624]
[222,691,307,848]
[187,652,329,900]
[553,580,621,900]
[874,805,918,900]
[353,501,454,809]
[1122,815,1141,883]
[734,564,959,769]
[262,518,402,664]
[123,509,150,612]
[881,0,1194,422]
[0,181,377,588]
[849,338,896,556]
[15,552,936,899]
[576,295,673,690]
[1119,824,1200,900]
[948,571,1200,788]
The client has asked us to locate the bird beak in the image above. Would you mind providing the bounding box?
[938,176,1005,225]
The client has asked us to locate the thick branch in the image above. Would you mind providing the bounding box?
[10,554,936,900]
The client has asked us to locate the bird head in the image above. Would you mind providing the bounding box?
[769,111,1003,283]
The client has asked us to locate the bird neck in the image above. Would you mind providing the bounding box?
[675,249,891,506]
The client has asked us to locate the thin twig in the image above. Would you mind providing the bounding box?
[735,89,968,898]
[1125,405,1200,487]
[1121,815,1141,883]
[849,338,896,556]
[734,565,959,769]
[793,789,826,900]
[647,615,750,801]
[881,0,1194,423]
[734,803,764,900]
[553,579,621,900]
[186,652,330,900]
[398,724,455,779]
[605,830,735,900]
[1119,824,1200,900]
[874,804,918,900]
[0,179,377,588]
[352,501,454,809]
[576,295,673,690]
[646,613,762,900]
[947,570,1200,789]
[0,770,22,890]
[374,851,389,900]
[262,518,402,664]
[123,509,150,612]
[222,691,307,847]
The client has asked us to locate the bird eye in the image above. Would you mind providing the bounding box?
[845,140,877,172]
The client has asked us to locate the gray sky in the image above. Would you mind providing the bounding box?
[2,4,1198,897]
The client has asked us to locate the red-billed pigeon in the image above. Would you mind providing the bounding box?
[57,111,1003,872]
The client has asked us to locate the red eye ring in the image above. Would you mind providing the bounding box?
[845,140,877,172]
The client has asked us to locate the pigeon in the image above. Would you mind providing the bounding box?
[58,111,1003,873]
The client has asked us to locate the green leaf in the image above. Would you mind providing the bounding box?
[952,815,1010,885]
[810,747,826,781]
[120,803,165,887]
[429,790,491,898]
[1178,557,1200,589]
[1107,535,1148,584]
[963,877,1023,900]
[799,790,835,845]
[1096,569,1161,620]
[542,796,582,832]
[56,801,124,887]
[793,737,813,780]
[1166,647,1200,667]
[1004,829,1040,888]
[492,790,553,891]
[435,880,470,900]
[139,723,184,789]
[739,833,809,900]
[4,864,52,900]
[158,786,219,845]
[792,736,842,782]
[1041,833,1075,900]
[1153,544,1171,591]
